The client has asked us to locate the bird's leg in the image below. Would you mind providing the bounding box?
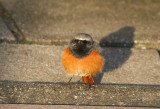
[88,75,95,88]
[67,76,73,84]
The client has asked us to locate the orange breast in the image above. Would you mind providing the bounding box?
[62,47,104,76]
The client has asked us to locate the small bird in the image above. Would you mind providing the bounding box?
[62,33,104,84]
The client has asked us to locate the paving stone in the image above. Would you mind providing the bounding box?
[0,0,160,47]
[0,44,159,85]
[0,17,15,42]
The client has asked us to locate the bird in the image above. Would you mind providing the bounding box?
[62,33,104,84]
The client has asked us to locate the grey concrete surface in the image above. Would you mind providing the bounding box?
[0,43,159,85]
[0,0,159,107]
[0,17,15,41]
[0,0,160,47]
[0,82,160,107]
[0,104,158,109]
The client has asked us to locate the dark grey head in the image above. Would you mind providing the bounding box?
[70,33,94,58]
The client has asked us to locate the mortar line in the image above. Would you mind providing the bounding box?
[0,103,159,108]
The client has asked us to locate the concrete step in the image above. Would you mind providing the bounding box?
[0,0,160,49]
[0,81,160,107]
[0,43,159,85]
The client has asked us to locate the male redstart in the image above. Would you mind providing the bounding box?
[62,33,104,84]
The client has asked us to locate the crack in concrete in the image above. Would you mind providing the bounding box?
[0,2,26,43]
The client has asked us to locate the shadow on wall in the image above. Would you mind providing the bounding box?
[94,26,135,84]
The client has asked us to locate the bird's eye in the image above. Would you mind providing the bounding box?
[74,40,79,43]
[87,42,92,45]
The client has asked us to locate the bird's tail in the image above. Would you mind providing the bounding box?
[82,75,95,84]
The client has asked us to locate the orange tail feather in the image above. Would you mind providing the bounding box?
[82,75,95,84]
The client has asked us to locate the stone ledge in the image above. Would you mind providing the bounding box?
[0,81,160,107]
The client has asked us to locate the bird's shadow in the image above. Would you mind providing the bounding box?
[94,26,135,84]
